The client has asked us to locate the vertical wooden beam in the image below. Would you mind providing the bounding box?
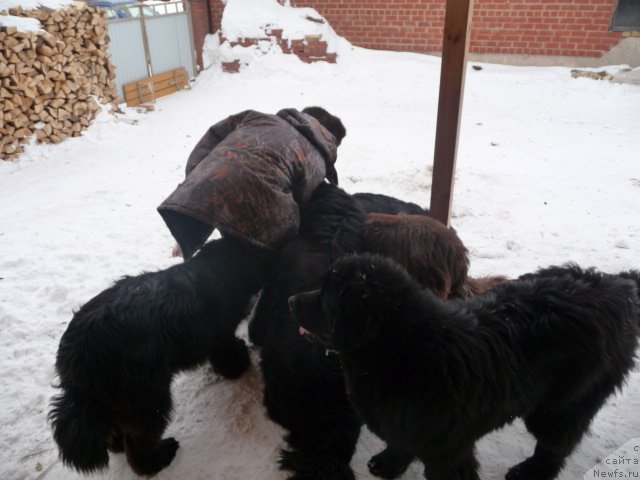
[430,0,475,227]
[139,5,154,77]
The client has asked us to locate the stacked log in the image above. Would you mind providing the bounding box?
[0,4,118,160]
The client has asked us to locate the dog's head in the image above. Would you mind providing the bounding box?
[289,254,418,354]
[362,213,470,299]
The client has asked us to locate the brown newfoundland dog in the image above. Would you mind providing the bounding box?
[363,213,506,299]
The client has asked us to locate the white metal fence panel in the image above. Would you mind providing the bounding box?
[107,19,149,101]
[145,13,196,79]
[102,1,195,101]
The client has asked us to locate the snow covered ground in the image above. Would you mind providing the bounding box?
[1,38,640,480]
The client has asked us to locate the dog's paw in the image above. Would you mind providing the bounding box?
[506,464,528,480]
[285,465,354,480]
[128,437,180,476]
[211,340,250,379]
[367,448,413,479]
[506,458,560,480]
[157,437,179,469]
[286,471,354,480]
[280,448,355,480]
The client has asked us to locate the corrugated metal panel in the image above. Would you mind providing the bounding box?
[107,20,149,100]
[145,14,195,78]
[105,2,195,102]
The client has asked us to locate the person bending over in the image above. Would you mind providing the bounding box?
[158,106,346,259]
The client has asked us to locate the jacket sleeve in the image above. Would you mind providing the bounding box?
[185,110,253,176]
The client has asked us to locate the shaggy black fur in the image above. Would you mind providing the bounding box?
[49,238,273,476]
[248,186,430,348]
[290,255,640,480]
[250,182,366,480]
[250,183,496,480]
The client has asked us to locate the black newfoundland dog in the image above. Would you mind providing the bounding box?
[290,255,640,480]
[247,186,431,348]
[250,183,504,480]
[49,238,273,476]
[249,183,366,480]
[352,192,428,216]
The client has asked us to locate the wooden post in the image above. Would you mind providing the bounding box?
[139,5,154,77]
[430,0,475,227]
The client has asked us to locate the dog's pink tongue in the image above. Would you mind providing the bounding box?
[299,327,310,336]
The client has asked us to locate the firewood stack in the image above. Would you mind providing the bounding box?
[0,4,119,160]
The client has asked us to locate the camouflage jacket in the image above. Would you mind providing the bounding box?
[157,108,340,258]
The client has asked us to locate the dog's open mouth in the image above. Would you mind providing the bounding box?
[289,290,330,344]
[298,325,338,355]
[298,325,325,344]
[299,326,311,336]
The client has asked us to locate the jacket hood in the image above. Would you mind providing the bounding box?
[277,108,339,184]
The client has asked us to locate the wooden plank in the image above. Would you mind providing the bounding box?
[429,0,475,227]
[126,82,187,107]
[124,73,188,102]
[123,67,188,106]
[123,67,186,94]
[123,69,188,103]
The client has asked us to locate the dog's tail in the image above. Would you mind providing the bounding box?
[49,387,111,473]
[460,275,509,297]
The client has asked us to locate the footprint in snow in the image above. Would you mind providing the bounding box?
[48,285,69,302]
[0,258,28,269]
[505,240,521,252]
[613,239,630,249]
[470,249,506,260]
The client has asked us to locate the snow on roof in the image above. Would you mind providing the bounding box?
[221,0,344,53]
[0,0,72,10]
[0,0,73,32]
[0,0,72,11]
[0,13,42,31]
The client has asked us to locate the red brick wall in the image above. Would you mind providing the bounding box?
[471,0,622,56]
[286,0,623,57]
[291,0,447,52]
[189,0,226,68]
[210,0,225,32]
[190,0,210,69]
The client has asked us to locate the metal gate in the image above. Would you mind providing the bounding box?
[103,1,197,100]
